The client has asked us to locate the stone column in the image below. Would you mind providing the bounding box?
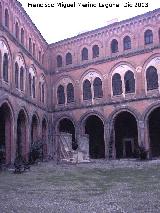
[74,80,81,106]
[11,116,17,164]
[104,122,115,160]
[138,120,145,147]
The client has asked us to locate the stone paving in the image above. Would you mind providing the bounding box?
[0,159,160,213]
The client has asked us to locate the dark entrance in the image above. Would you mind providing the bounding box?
[0,103,12,164]
[85,115,105,159]
[58,118,76,149]
[16,110,26,158]
[148,107,160,157]
[31,115,38,144]
[114,112,138,158]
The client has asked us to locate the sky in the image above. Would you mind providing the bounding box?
[18,0,160,44]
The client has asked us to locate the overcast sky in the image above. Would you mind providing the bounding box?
[18,0,160,44]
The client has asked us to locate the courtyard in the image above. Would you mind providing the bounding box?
[0,160,160,213]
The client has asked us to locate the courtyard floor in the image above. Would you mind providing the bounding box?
[0,159,160,213]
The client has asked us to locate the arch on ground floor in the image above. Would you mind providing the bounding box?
[31,114,39,144]
[42,117,48,157]
[143,103,160,158]
[0,101,14,164]
[57,117,76,149]
[82,113,105,159]
[79,110,105,133]
[16,109,28,159]
[108,108,139,159]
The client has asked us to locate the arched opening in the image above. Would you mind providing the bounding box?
[32,76,36,98]
[92,45,99,58]
[29,37,32,53]
[123,36,131,50]
[57,85,65,104]
[58,118,76,149]
[15,62,19,88]
[124,70,135,93]
[146,66,158,91]
[66,52,72,65]
[67,83,74,103]
[85,115,105,159]
[0,103,12,164]
[111,39,118,53]
[83,79,92,100]
[114,112,138,158]
[112,73,122,95]
[93,77,103,98]
[5,9,9,28]
[16,110,27,159]
[57,55,62,67]
[82,47,88,61]
[148,107,160,157]
[31,115,38,144]
[3,53,8,82]
[20,67,24,91]
[15,22,19,40]
[144,29,153,45]
[21,28,24,45]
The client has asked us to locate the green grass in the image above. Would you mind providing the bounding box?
[0,162,160,212]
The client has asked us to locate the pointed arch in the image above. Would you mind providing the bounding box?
[57,55,62,67]
[21,28,24,45]
[15,62,19,88]
[20,67,24,91]
[112,73,122,95]
[124,70,135,93]
[66,52,72,65]
[92,45,99,58]
[144,29,153,45]
[15,21,19,40]
[93,77,103,98]
[123,36,131,50]
[146,66,158,90]
[82,47,88,61]
[57,85,65,104]
[4,8,9,28]
[83,79,92,100]
[3,53,8,82]
[111,39,118,53]
[67,83,74,103]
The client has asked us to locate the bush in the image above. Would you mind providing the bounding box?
[139,146,148,160]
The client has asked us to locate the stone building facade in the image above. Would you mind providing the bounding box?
[0,0,160,164]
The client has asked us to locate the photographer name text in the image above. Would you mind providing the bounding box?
[28,2,149,8]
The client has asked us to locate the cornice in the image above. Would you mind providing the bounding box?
[0,25,49,74]
[52,95,160,113]
[16,0,48,46]
[49,8,160,48]
[51,45,160,75]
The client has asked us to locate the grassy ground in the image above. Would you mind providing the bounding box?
[0,160,160,213]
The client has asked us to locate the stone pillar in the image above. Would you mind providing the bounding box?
[10,117,16,164]
[104,122,115,160]
[25,121,30,161]
[104,123,109,159]
[74,80,81,106]
[136,66,145,97]
[138,120,145,147]
[138,120,150,159]
[49,121,55,160]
